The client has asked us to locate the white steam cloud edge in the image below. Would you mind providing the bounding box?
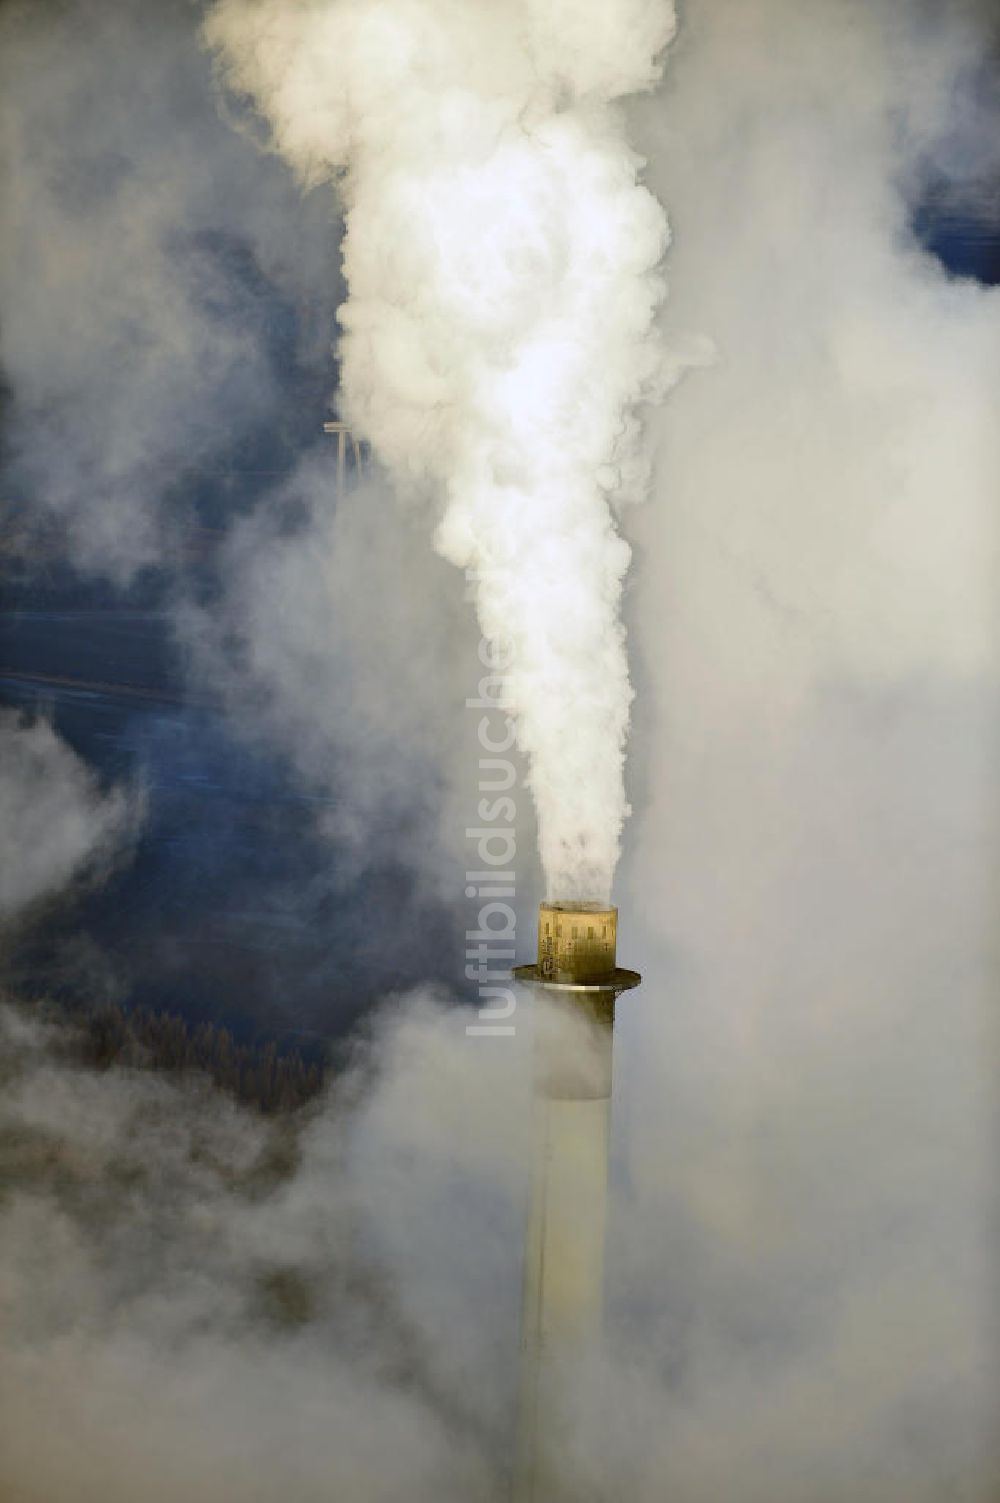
[203,0,684,903]
[0,711,137,921]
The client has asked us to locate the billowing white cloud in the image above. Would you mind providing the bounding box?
[610,0,1000,1494]
[204,0,683,903]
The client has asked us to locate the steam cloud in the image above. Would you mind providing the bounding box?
[0,712,136,922]
[0,993,523,1502]
[0,0,339,581]
[1,0,999,1498]
[203,0,680,902]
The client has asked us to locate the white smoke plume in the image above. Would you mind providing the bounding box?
[203,0,680,902]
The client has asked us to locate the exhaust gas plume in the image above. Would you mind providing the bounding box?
[203,0,679,902]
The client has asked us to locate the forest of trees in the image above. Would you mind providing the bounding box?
[78,1002,326,1113]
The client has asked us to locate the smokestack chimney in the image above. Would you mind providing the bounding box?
[517,900,639,991]
[511,903,640,1501]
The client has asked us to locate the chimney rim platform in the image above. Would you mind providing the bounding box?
[512,963,641,996]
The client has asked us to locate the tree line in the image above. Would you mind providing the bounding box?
[80,1001,326,1113]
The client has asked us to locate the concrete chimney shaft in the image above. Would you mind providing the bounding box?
[510,904,640,1501]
